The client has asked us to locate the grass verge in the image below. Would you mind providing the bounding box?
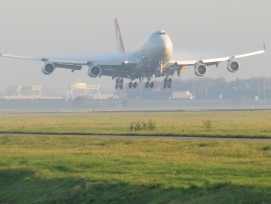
[0,135,271,203]
[0,111,271,138]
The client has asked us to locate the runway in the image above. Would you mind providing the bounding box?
[1,133,271,142]
[0,98,270,114]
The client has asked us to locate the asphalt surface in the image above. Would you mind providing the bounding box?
[1,133,271,142]
[0,108,271,114]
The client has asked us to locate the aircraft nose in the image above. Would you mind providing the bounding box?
[147,32,173,61]
[157,36,173,60]
[150,36,170,52]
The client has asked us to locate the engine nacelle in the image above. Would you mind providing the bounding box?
[227,61,240,73]
[194,64,207,77]
[88,65,101,78]
[42,63,55,75]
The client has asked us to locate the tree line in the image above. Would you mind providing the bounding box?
[123,77,271,100]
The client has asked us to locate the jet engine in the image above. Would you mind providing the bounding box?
[227,61,240,73]
[42,63,55,75]
[88,65,101,78]
[194,64,207,77]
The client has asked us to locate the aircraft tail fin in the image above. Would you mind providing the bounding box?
[114,18,126,53]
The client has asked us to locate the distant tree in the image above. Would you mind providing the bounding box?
[115,77,271,100]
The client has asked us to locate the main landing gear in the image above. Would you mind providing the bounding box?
[129,81,138,89]
[115,78,124,89]
[145,81,154,89]
[115,78,171,89]
[163,78,172,89]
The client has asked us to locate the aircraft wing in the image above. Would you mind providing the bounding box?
[162,45,265,77]
[170,46,265,68]
[0,53,45,62]
[0,52,139,79]
[0,53,138,65]
[0,53,89,65]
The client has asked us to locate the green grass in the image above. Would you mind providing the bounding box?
[0,135,271,203]
[0,112,271,203]
[0,111,271,138]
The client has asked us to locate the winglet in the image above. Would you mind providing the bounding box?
[114,18,126,53]
[263,43,266,51]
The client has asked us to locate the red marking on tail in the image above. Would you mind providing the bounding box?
[114,18,126,53]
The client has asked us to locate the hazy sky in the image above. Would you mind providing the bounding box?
[0,0,270,94]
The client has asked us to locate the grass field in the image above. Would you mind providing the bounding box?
[0,135,271,203]
[0,111,271,138]
[1,111,271,203]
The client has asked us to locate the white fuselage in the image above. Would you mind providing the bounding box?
[129,30,173,69]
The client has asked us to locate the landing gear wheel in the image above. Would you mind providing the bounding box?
[150,81,154,89]
[168,78,172,89]
[133,82,138,88]
[163,78,172,89]
[145,81,150,88]
[115,78,124,90]
[129,82,133,89]
[163,78,168,89]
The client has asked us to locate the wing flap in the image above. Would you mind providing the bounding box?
[202,57,230,64]
[170,60,198,66]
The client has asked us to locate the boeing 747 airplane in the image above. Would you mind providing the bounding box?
[0,18,265,89]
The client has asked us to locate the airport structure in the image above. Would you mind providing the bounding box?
[3,85,62,100]
[66,83,102,101]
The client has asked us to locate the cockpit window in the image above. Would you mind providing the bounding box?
[158,32,167,35]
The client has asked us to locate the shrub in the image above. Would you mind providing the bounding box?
[135,122,142,131]
[147,120,156,131]
[129,120,156,132]
[261,145,271,151]
[203,120,212,131]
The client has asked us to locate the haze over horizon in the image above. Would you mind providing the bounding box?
[0,0,270,95]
